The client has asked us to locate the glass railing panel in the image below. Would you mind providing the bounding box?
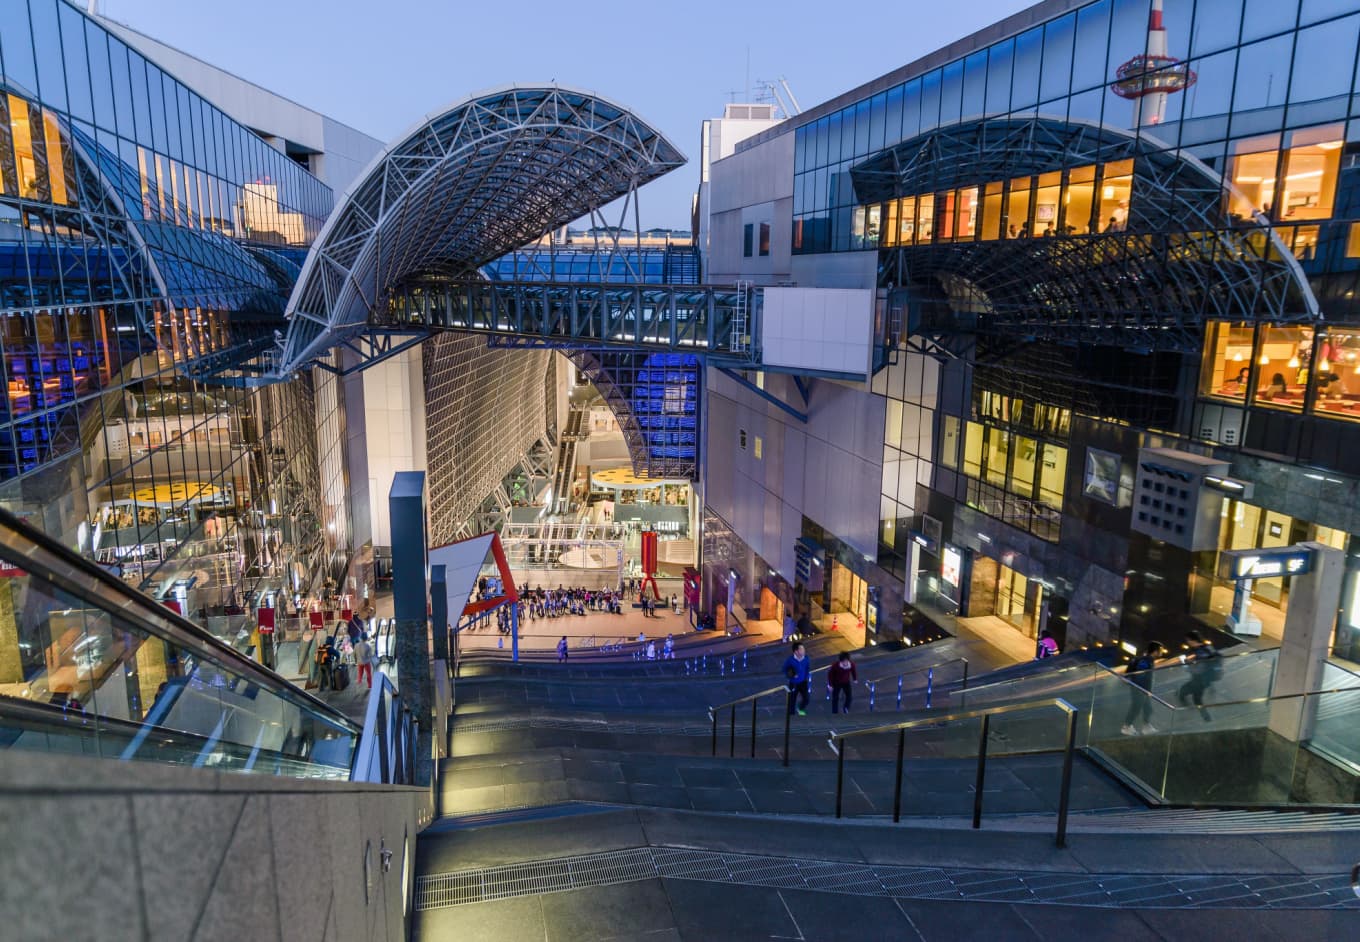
[1146,646,1279,707]
[1158,693,1280,804]
[956,663,1099,710]
[1083,670,1177,799]
[1301,686,1360,787]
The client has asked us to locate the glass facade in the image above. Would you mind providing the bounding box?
[0,2,339,634]
[794,0,1360,266]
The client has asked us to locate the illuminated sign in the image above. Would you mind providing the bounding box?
[1220,546,1313,581]
[942,546,962,587]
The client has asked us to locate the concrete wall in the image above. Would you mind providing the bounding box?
[363,347,428,550]
[0,750,427,942]
[704,370,884,579]
[707,133,795,284]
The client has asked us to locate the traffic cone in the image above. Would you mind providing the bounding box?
[831,615,839,632]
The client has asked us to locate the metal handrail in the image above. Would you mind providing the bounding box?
[707,664,832,767]
[859,656,969,711]
[826,697,1080,848]
[0,506,359,733]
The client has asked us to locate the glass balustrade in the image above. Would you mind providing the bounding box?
[0,507,359,779]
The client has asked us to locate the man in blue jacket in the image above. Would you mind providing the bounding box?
[783,641,812,716]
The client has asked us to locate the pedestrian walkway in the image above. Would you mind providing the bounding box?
[414,629,1360,939]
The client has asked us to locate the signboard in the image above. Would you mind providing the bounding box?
[257,607,275,635]
[942,546,963,588]
[1219,546,1314,581]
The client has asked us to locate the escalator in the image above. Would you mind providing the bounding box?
[0,506,404,782]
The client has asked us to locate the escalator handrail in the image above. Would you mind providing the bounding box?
[0,506,359,733]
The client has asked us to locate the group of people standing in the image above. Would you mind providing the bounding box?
[315,612,378,693]
[520,585,624,620]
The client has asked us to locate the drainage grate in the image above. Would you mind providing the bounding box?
[415,845,1360,913]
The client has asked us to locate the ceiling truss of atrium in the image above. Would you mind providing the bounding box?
[278,86,686,376]
[854,117,1320,354]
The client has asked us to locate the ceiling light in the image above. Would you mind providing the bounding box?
[1288,355,1301,368]
[1259,353,1270,365]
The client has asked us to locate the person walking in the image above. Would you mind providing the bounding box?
[1177,630,1221,720]
[557,636,569,663]
[783,642,812,716]
[1035,629,1059,660]
[827,651,857,714]
[353,633,375,689]
[1122,641,1164,736]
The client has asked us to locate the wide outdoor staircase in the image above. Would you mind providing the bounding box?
[416,628,1360,938]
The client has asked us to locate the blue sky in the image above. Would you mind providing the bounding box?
[97,0,1034,228]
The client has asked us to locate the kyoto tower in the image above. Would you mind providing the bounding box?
[1110,0,1196,126]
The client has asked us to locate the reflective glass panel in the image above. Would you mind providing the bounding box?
[1200,321,1255,401]
[1253,325,1314,410]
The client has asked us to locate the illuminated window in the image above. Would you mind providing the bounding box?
[1227,136,1280,220]
[40,111,68,206]
[917,194,935,243]
[8,94,37,199]
[1039,443,1067,507]
[963,421,984,477]
[1063,165,1096,235]
[1007,176,1032,237]
[1312,330,1360,421]
[980,181,1003,241]
[985,426,1009,487]
[1199,321,1255,402]
[759,221,771,256]
[956,186,978,240]
[1280,125,1342,222]
[897,196,916,245]
[1034,171,1061,237]
[884,200,899,246]
[1011,434,1037,497]
[1099,159,1132,232]
[1253,325,1314,412]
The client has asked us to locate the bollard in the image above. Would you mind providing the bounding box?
[896,675,903,709]
[869,681,876,712]
[730,655,735,674]
[702,654,708,671]
[721,659,726,676]
[925,668,934,710]
[742,650,748,670]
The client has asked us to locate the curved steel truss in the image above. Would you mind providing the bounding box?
[854,117,1319,352]
[279,86,685,374]
[566,350,700,480]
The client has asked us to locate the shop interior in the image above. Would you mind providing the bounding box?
[1202,322,1360,421]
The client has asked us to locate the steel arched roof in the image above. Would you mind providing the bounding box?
[279,85,685,373]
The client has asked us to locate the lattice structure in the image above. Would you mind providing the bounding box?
[279,86,685,375]
[422,334,550,545]
[855,117,1319,353]
[567,350,701,480]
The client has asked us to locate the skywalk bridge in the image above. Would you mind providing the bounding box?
[385,277,758,367]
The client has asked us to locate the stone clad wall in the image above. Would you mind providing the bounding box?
[0,751,429,941]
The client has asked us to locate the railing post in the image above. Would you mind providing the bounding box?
[896,675,903,709]
[869,681,876,712]
[926,668,934,709]
[743,650,748,671]
[835,740,846,819]
[729,704,736,758]
[783,705,791,768]
[972,713,990,830]
[750,697,758,758]
[1056,708,1078,849]
[711,709,717,756]
[962,659,970,690]
[893,727,906,823]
